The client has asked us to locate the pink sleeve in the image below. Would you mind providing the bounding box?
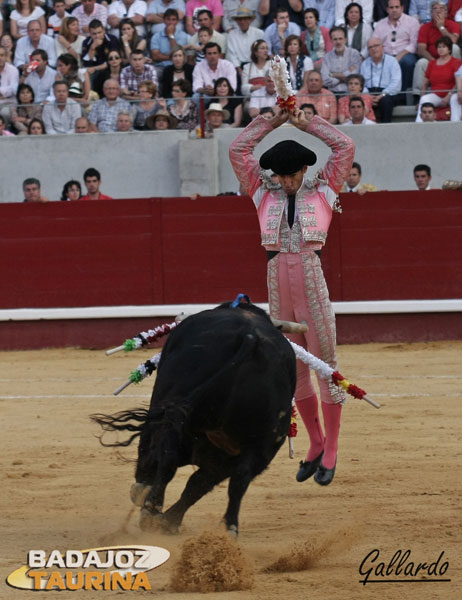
[305,115,355,195]
[229,115,274,196]
[185,0,195,17]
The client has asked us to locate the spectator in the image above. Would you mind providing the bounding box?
[24,49,57,103]
[23,177,48,202]
[419,100,437,119]
[223,0,262,32]
[343,2,373,59]
[119,18,146,65]
[160,46,194,97]
[259,105,275,118]
[185,0,224,35]
[342,95,376,123]
[413,0,460,92]
[410,0,438,23]
[187,10,227,55]
[0,47,19,118]
[413,163,432,189]
[284,35,313,91]
[56,17,85,66]
[56,53,90,103]
[184,26,212,63]
[0,33,15,64]
[241,38,271,96]
[81,19,120,77]
[133,80,166,129]
[448,0,462,21]
[120,49,158,100]
[341,162,378,193]
[192,42,237,96]
[336,0,373,26]
[116,109,134,131]
[300,102,317,117]
[108,0,147,40]
[300,8,332,67]
[247,72,277,117]
[146,108,177,128]
[150,9,188,74]
[47,0,70,39]
[374,0,420,97]
[72,0,108,36]
[226,7,264,77]
[360,38,402,122]
[168,78,198,128]
[27,116,46,133]
[11,83,42,134]
[321,26,361,94]
[212,76,243,126]
[415,36,462,120]
[88,78,133,132]
[259,0,304,29]
[10,0,46,41]
[60,179,82,200]
[93,49,123,98]
[337,72,375,122]
[146,0,186,35]
[42,80,81,133]
[205,102,230,131]
[81,167,113,200]
[264,7,301,56]
[15,20,57,70]
[449,64,462,120]
[374,0,410,21]
[304,0,336,29]
[0,114,15,135]
[296,70,338,123]
[74,115,91,132]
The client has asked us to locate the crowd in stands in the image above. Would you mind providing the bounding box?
[1,0,462,136]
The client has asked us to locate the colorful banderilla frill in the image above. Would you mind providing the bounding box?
[106,322,178,356]
[270,55,296,113]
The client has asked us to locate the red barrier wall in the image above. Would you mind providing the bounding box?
[1,190,461,347]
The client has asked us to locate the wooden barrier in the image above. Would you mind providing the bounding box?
[0,190,461,348]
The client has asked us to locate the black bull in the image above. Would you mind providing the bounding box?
[92,302,296,535]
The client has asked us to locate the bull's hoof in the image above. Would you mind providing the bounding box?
[160,519,180,535]
[139,508,163,531]
[130,483,151,507]
[227,524,238,538]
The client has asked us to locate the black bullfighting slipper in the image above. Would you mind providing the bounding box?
[296,450,324,482]
[314,459,337,486]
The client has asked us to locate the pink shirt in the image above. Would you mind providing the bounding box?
[186,0,224,17]
[373,13,420,56]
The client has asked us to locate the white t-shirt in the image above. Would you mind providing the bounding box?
[107,0,147,38]
[10,7,45,37]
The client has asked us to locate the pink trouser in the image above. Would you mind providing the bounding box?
[267,250,344,405]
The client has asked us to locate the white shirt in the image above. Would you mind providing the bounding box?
[192,58,237,92]
[42,98,82,134]
[108,0,147,38]
[226,26,264,68]
[15,34,58,68]
[343,116,376,125]
[0,62,20,103]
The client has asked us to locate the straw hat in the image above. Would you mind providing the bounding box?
[232,7,255,19]
[205,102,230,121]
[146,109,177,130]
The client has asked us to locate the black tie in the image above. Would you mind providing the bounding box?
[288,194,295,228]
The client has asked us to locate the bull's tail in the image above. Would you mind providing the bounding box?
[90,408,149,447]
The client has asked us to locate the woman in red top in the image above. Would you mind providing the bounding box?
[337,73,376,123]
[416,36,462,121]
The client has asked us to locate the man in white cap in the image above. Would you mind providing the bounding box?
[226,7,264,77]
[230,107,354,487]
[205,102,230,132]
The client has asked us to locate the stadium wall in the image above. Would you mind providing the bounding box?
[0,191,461,349]
[1,122,461,202]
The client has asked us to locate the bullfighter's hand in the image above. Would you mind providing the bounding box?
[289,107,311,129]
[267,110,289,129]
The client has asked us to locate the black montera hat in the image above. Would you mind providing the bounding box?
[259,140,317,175]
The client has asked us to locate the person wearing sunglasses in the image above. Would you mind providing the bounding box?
[373,0,419,99]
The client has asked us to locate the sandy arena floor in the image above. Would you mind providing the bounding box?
[1,341,461,600]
